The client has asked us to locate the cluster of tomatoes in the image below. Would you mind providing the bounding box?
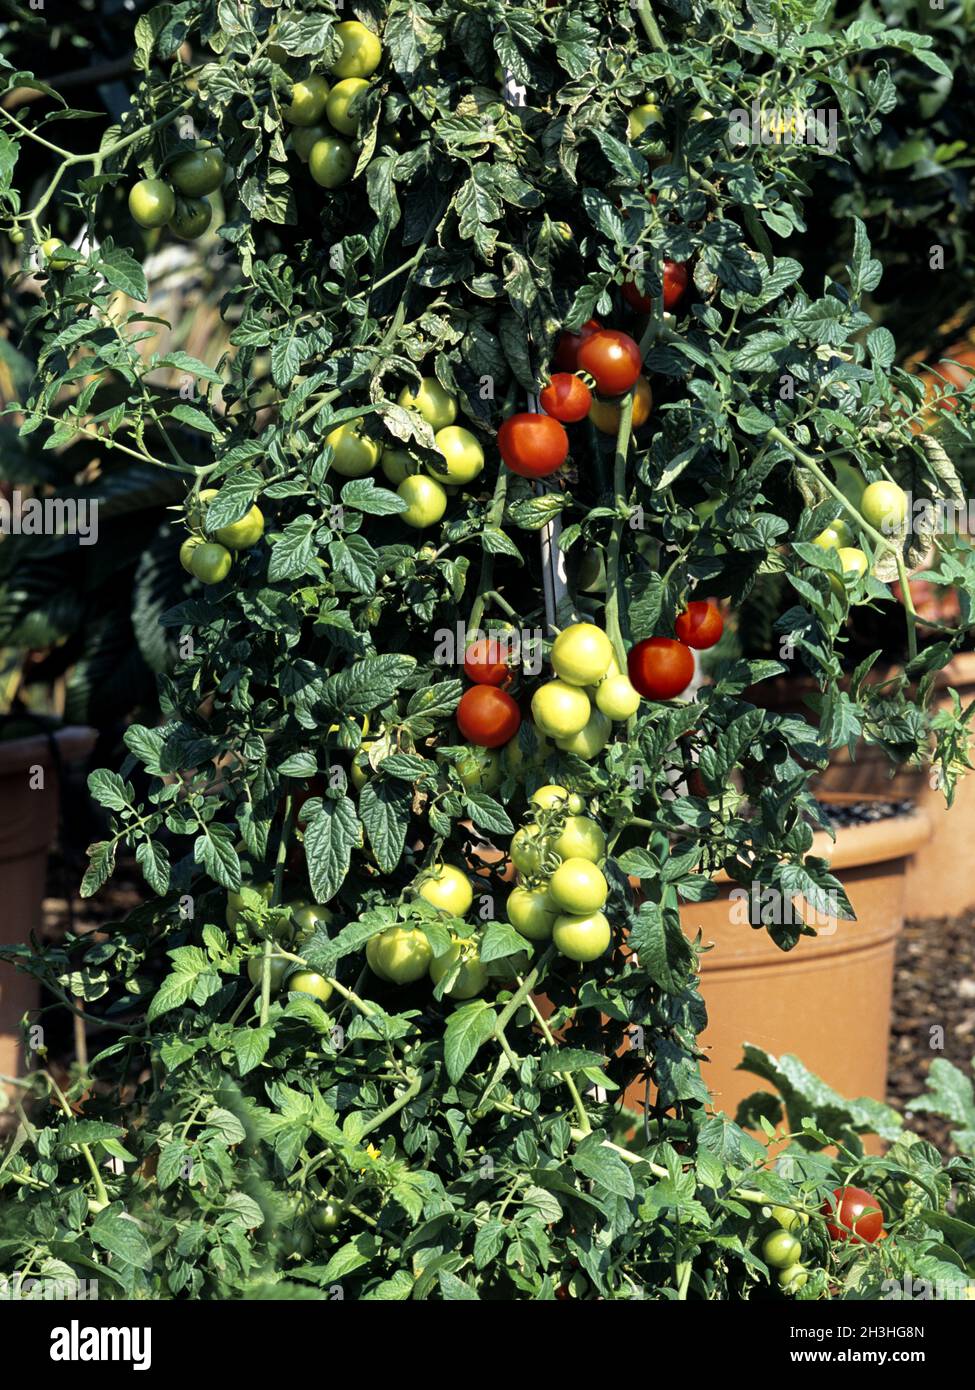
[127,146,226,240]
[628,599,724,700]
[179,488,266,584]
[279,20,383,187]
[230,885,336,1002]
[811,479,909,594]
[366,864,494,995]
[762,1186,885,1294]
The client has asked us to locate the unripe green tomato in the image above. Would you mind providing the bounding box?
[531,784,585,815]
[169,196,212,240]
[454,745,502,792]
[331,20,383,79]
[179,536,203,574]
[398,378,458,432]
[40,236,72,269]
[287,971,334,1004]
[628,101,663,139]
[285,75,330,126]
[771,1206,810,1232]
[190,541,233,584]
[326,77,370,136]
[227,881,274,929]
[554,709,612,758]
[9,227,25,245]
[246,956,290,990]
[429,942,488,999]
[429,426,485,485]
[350,742,375,790]
[762,1230,802,1269]
[531,680,591,739]
[214,504,265,549]
[129,178,176,228]
[310,1199,344,1234]
[838,546,868,577]
[309,136,354,188]
[577,548,607,593]
[551,622,615,686]
[778,1263,808,1291]
[290,901,334,936]
[368,925,433,983]
[506,885,558,941]
[510,824,551,876]
[292,123,329,161]
[860,480,908,535]
[381,448,417,485]
[549,858,608,914]
[418,862,473,916]
[812,519,854,549]
[595,674,641,721]
[326,423,381,477]
[169,149,226,197]
[398,474,447,528]
[551,815,606,864]
[552,909,611,961]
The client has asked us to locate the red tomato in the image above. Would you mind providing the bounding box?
[498,413,569,478]
[627,638,694,700]
[464,637,514,687]
[823,1187,884,1244]
[663,259,688,311]
[577,330,642,395]
[674,601,723,649]
[622,280,652,314]
[457,685,521,748]
[539,373,592,424]
[553,318,601,373]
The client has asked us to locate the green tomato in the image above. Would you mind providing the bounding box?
[331,20,383,79]
[628,101,663,139]
[838,546,868,578]
[290,901,334,937]
[778,1263,808,1291]
[554,709,612,759]
[762,1230,802,1269]
[189,542,233,584]
[179,536,203,574]
[577,547,607,594]
[326,422,381,477]
[510,824,551,876]
[309,136,355,188]
[285,75,330,126]
[129,178,176,229]
[287,971,333,1004]
[552,910,611,962]
[506,885,558,941]
[292,123,329,161]
[381,448,417,484]
[326,78,370,136]
[834,458,866,509]
[169,149,225,197]
[310,1199,344,1234]
[350,742,375,790]
[214,504,265,549]
[551,623,614,687]
[40,236,73,270]
[595,674,641,721]
[812,519,854,549]
[418,863,473,916]
[551,815,605,864]
[368,926,433,984]
[9,227,25,246]
[398,474,447,528]
[531,680,591,739]
[429,942,488,999]
[860,480,908,535]
[398,378,458,432]
[246,956,290,990]
[454,745,502,793]
[227,881,275,929]
[531,784,585,815]
[169,197,212,240]
[771,1206,810,1233]
[549,858,608,914]
[429,426,485,485]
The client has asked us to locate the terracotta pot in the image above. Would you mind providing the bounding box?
[672,808,930,1134]
[0,727,97,1089]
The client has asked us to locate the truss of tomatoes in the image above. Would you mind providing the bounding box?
[627,602,724,700]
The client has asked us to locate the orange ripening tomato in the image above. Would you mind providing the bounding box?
[498,412,569,478]
[464,637,515,687]
[588,376,652,434]
[456,685,521,748]
[577,329,643,395]
[627,637,694,700]
[553,318,601,373]
[674,600,723,649]
[539,373,592,424]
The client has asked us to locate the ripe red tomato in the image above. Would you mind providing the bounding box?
[663,260,688,310]
[539,373,592,424]
[498,413,569,478]
[554,318,601,372]
[457,685,521,747]
[577,330,642,395]
[464,637,514,687]
[674,600,723,649]
[823,1187,884,1244]
[627,638,694,700]
[622,280,652,314]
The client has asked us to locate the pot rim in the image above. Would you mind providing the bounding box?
[0,725,98,776]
